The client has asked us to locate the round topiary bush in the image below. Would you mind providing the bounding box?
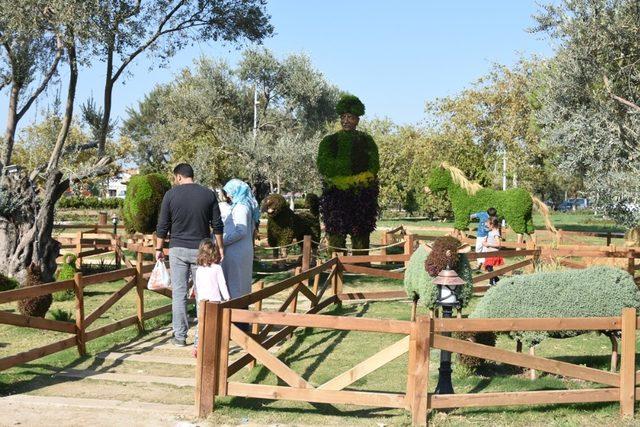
[470,266,640,346]
[0,273,19,292]
[403,238,473,309]
[17,264,52,318]
[122,173,171,234]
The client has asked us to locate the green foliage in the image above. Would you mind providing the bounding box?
[427,167,534,234]
[317,130,379,185]
[471,266,640,346]
[261,194,320,247]
[49,309,73,322]
[53,261,76,302]
[17,264,52,318]
[122,173,171,234]
[403,243,473,310]
[335,94,365,116]
[58,196,123,209]
[0,273,19,292]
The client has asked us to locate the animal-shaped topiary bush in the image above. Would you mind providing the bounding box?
[17,264,52,318]
[122,173,171,234]
[53,254,77,302]
[261,193,321,249]
[471,266,640,346]
[0,273,18,292]
[403,236,473,309]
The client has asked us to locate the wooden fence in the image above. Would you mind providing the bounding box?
[195,254,640,425]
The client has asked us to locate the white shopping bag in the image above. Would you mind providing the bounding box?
[148,260,171,290]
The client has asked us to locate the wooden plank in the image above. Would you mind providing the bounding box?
[227,296,338,376]
[0,336,77,371]
[315,266,336,303]
[472,259,532,283]
[301,235,311,286]
[338,254,410,263]
[466,249,539,261]
[429,388,619,409]
[297,282,318,305]
[319,336,409,391]
[620,308,636,417]
[85,278,137,326]
[227,382,406,409]
[77,248,111,258]
[221,258,337,309]
[338,290,408,301]
[408,316,431,425]
[0,310,76,334]
[73,273,86,356]
[231,310,412,335]
[256,285,302,341]
[432,316,622,333]
[0,280,74,304]
[84,315,138,341]
[432,335,620,387]
[231,324,312,389]
[135,252,145,332]
[82,267,137,286]
[195,302,220,417]
[218,308,231,396]
[341,263,404,280]
[143,304,172,320]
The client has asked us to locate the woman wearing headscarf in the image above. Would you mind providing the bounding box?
[220,179,260,299]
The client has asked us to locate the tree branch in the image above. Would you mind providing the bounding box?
[16,34,63,120]
[55,156,113,196]
[604,75,640,113]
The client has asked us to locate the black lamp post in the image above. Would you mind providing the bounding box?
[432,263,464,395]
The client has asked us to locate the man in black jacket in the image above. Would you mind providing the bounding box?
[156,163,224,346]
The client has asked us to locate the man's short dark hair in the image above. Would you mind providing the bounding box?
[173,163,194,178]
[487,207,497,217]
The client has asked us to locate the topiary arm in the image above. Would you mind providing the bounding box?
[317,134,337,178]
[366,134,380,175]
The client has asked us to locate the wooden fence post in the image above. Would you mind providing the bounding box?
[75,231,83,269]
[135,250,145,332]
[407,315,431,426]
[302,235,311,285]
[620,307,636,418]
[248,281,264,370]
[73,272,86,356]
[195,301,222,418]
[607,231,612,246]
[380,232,388,265]
[627,250,635,277]
[404,233,415,267]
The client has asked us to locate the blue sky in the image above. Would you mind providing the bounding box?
[6,1,555,131]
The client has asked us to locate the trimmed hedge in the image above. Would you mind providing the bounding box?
[403,241,473,309]
[59,196,123,209]
[317,130,380,187]
[427,166,534,234]
[470,266,640,346]
[122,173,171,234]
[336,94,365,116]
[53,256,77,302]
[17,264,52,318]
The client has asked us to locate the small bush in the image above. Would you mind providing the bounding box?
[53,261,77,302]
[17,264,52,318]
[403,240,473,309]
[49,309,73,322]
[0,273,19,292]
[58,196,123,209]
[122,173,171,233]
[470,266,640,346]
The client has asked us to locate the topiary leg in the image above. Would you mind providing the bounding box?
[351,233,370,257]
[327,233,347,255]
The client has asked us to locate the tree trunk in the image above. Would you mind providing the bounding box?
[2,82,20,166]
[98,45,114,157]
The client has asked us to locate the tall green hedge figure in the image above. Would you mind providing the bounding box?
[123,173,172,233]
[318,95,380,254]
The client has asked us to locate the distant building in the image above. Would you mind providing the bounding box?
[107,169,138,198]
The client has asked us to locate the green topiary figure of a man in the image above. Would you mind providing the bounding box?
[317,94,380,254]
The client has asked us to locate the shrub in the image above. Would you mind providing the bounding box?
[17,264,52,318]
[403,240,473,310]
[425,236,461,277]
[53,258,77,302]
[58,196,124,209]
[470,266,640,346]
[122,173,171,233]
[49,309,73,322]
[0,273,19,292]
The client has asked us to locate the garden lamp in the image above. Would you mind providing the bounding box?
[432,258,464,395]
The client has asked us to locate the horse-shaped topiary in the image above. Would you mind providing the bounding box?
[425,162,556,236]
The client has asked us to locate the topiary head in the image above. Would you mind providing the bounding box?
[261,193,288,218]
[425,236,462,277]
[337,94,365,131]
[425,166,453,194]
